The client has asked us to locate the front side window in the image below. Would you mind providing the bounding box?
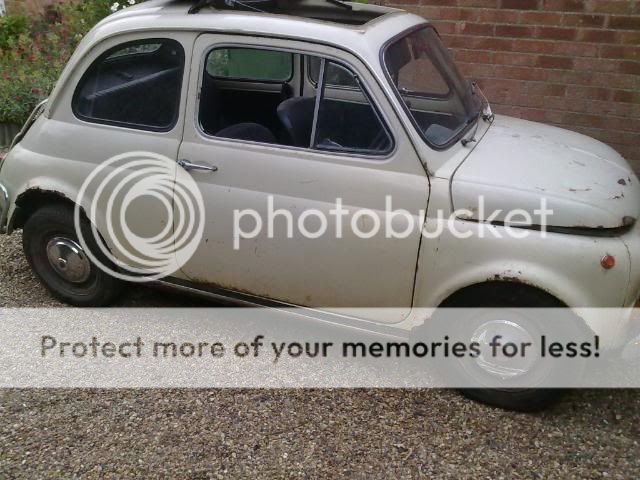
[314,61,392,154]
[308,56,357,88]
[206,48,293,82]
[198,45,392,157]
[73,39,184,131]
[383,27,481,148]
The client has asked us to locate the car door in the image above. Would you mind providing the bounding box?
[174,34,429,324]
[44,32,194,274]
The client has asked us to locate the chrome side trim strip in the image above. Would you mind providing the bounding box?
[0,183,9,234]
[153,277,409,340]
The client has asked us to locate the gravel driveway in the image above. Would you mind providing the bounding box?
[1,221,639,478]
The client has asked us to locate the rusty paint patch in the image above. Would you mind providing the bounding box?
[186,276,316,308]
[189,277,287,304]
[492,274,523,283]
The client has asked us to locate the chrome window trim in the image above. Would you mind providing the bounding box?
[0,183,9,234]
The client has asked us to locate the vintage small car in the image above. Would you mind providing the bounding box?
[0,0,639,410]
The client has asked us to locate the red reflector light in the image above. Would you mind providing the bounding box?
[601,255,615,270]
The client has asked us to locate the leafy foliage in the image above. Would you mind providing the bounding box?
[0,0,121,125]
[0,15,28,51]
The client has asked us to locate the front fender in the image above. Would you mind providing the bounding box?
[414,219,633,345]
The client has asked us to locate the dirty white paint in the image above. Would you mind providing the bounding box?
[451,115,640,229]
[1,0,640,345]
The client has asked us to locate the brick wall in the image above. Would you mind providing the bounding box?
[386,0,640,171]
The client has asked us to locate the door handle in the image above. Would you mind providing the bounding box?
[178,159,218,173]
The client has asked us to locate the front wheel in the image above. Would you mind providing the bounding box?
[22,204,123,307]
[436,285,588,412]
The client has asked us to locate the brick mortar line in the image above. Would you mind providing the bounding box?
[490,103,640,126]
[431,20,640,33]
[456,61,640,78]
[492,104,640,132]
[462,69,640,83]
[473,75,640,99]
[453,54,640,67]
[397,5,638,12]
[439,34,640,47]
[456,61,640,74]
[490,97,640,111]
[389,1,640,13]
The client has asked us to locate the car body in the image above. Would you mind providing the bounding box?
[0,0,639,408]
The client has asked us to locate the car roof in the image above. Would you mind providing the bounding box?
[46,0,428,115]
[86,0,427,61]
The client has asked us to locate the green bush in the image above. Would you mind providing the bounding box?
[0,0,120,125]
[0,15,29,51]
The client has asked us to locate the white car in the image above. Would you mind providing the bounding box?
[0,0,639,410]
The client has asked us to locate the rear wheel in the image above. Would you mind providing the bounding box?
[22,204,123,307]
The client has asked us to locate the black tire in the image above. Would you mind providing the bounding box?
[460,384,563,413]
[438,284,586,412]
[22,204,123,307]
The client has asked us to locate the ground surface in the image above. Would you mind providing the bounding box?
[1,233,639,478]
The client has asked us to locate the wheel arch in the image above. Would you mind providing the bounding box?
[11,188,81,232]
[437,280,567,308]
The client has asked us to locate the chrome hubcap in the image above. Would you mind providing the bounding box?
[470,319,538,380]
[46,237,91,284]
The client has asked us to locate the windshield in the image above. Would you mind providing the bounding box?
[383,27,482,148]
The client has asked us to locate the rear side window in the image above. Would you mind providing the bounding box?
[206,48,293,83]
[73,39,184,131]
